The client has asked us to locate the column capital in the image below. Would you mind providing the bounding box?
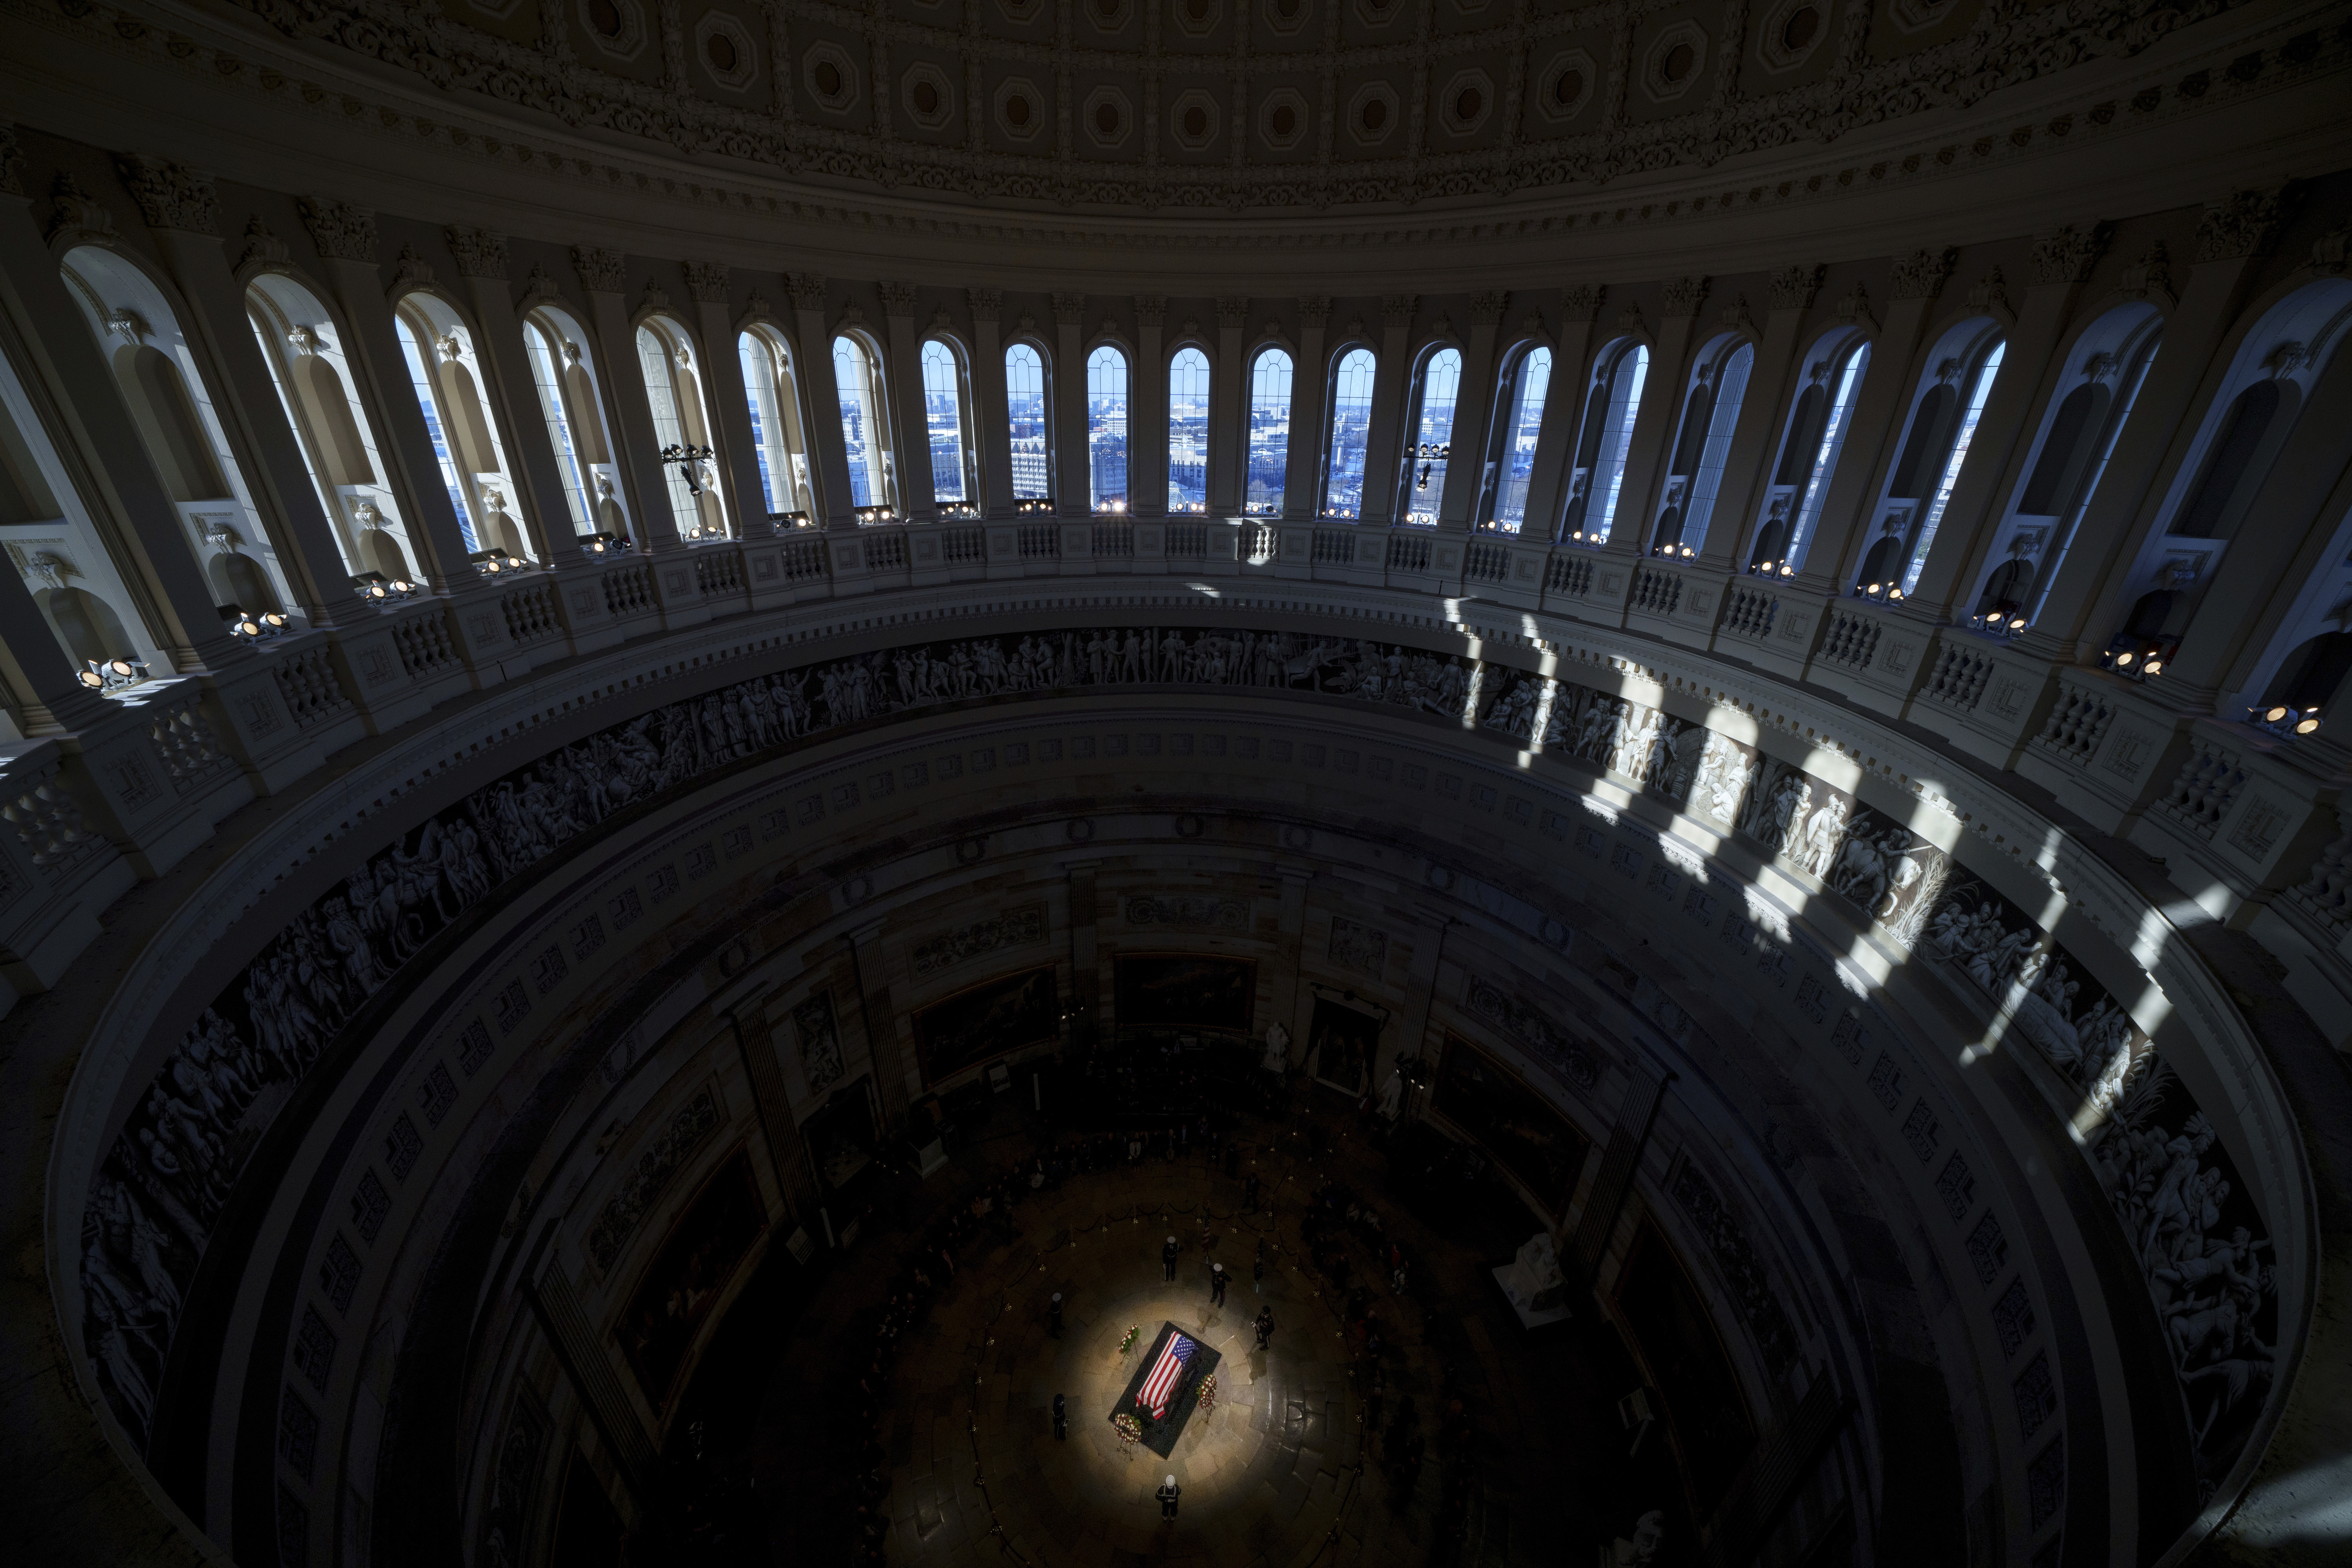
[1660,276,1708,318]
[1051,289,1087,327]
[2195,182,2297,262]
[1889,245,1956,300]
[2029,221,2110,286]
[1299,294,1333,328]
[1215,295,1250,328]
[1766,263,1823,313]
[786,270,829,312]
[571,243,626,294]
[1559,283,1604,323]
[445,224,508,279]
[683,258,730,303]
[1471,288,1510,325]
[1134,293,1165,326]
[298,196,377,262]
[113,153,220,236]
[879,279,919,317]
[967,285,1004,321]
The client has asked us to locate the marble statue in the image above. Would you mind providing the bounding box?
[1261,1021,1289,1076]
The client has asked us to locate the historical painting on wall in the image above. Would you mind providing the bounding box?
[617,1151,766,1412]
[1112,953,1257,1033]
[1432,1033,1592,1214]
[912,964,1060,1084]
[801,1076,878,1191]
[1307,996,1382,1095]
[1614,1221,1758,1514]
[793,989,844,1096]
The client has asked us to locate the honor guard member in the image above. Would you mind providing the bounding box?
[1158,1476,1181,1519]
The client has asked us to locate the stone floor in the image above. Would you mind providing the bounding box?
[718,1091,1689,1568]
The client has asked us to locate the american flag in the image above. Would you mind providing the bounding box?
[1138,1331,1198,1421]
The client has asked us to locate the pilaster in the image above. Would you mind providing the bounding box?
[1284,296,1330,520]
[881,281,936,521]
[1361,295,1414,526]
[1436,290,1506,530]
[790,273,858,529]
[969,289,1013,517]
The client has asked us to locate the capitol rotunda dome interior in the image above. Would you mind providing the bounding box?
[3,2,2352,1566]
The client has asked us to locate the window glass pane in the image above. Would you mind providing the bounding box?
[1490,347,1552,532]
[1004,343,1051,500]
[1322,348,1377,519]
[739,334,790,515]
[1245,349,1292,514]
[1679,344,1751,553]
[834,334,887,508]
[639,324,702,532]
[396,314,479,552]
[1087,345,1129,509]
[921,339,968,503]
[525,321,593,533]
[249,310,345,546]
[1901,343,2005,592]
[1168,347,1210,512]
[2030,346,2155,621]
[1405,348,1461,524]
[1587,347,1650,542]
[1788,347,1867,567]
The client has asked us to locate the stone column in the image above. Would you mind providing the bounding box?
[880,281,935,520]
[968,289,1012,517]
[448,228,570,559]
[1133,296,1167,515]
[1360,295,1415,526]
[1271,870,1312,1051]
[1436,290,1507,529]
[729,1008,822,1223]
[843,923,909,1131]
[1051,290,1089,513]
[1566,1061,1674,1286]
[2024,190,2292,661]
[1209,296,1248,514]
[121,159,367,629]
[0,559,118,735]
[685,261,771,536]
[1521,285,1604,539]
[526,1253,657,1487]
[1793,249,1955,591]
[0,186,241,669]
[1698,269,1816,568]
[1066,861,1101,1051]
[569,247,679,553]
[1906,228,2109,617]
[1284,296,1331,520]
[790,273,857,529]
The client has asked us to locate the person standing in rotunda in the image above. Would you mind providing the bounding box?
[1157,1475,1181,1519]
[1210,1262,1227,1306]
[1163,1234,1180,1281]
[1255,1306,1275,1349]
[1052,1394,1067,1441]
[1048,1292,1063,1338]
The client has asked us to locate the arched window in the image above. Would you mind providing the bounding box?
[1399,346,1461,526]
[920,338,977,507]
[1167,346,1210,514]
[739,329,815,524]
[1893,343,2004,593]
[2260,633,2352,722]
[1321,347,1377,519]
[1004,342,1052,504]
[636,317,728,540]
[1483,346,1552,533]
[391,293,538,561]
[1651,341,1751,555]
[1244,347,1293,516]
[1566,343,1648,544]
[2173,382,2280,541]
[522,308,620,541]
[63,248,300,618]
[1087,345,1129,512]
[833,332,897,516]
[247,277,417,581]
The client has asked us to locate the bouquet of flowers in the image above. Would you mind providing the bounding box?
[1118,1323,1140,1354]
[1195,1373,1218,1414]
[1113,1412,1143,1448]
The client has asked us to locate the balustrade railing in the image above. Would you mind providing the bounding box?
[1545,554,1593,598]
[1463,541,1511,584]
[501,581,563,644]
[1720,583,1777,639]
[862,531,911,572]
[1386,533,1431,572]
[2031,675,2114,767]
[1093,522,1134,558]
[1311,529,1356,566]
[1920,640,1994,712]
[942,526,987,566]
[1631,564,1682,617]
[693,547,745,598]
[1166,523,1209,559]
[269,643,355,730]
[145,686,230,795]
[1018,524,1061,560]
[602,561,656,617]
[2153,735,2247,840]
[1815,606,1882,671]
[3,756,96,872]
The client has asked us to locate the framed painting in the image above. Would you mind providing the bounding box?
[912,964,1060,1084]
[1112,953,1257,1032]
[616,1151,766,1411]
[1432,1033,1592,1216]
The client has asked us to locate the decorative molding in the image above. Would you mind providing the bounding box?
[1889,246,1957,300]
[1327,917,1388,977]
[1134,294,1165,326]
[519,262,562,307]
[571,244,626,294]
[391,243,434,288]
[1051,289,1088,326]
[637,276,668,312]
[967,286,1003,322]
[786,270,829,312]
[1125,895,1248,929]
[1463,974,1602,1091]
[1967,266,2012,318]
[1719,296,1753,331]
[113,154,220,236]
[1835,279,1876,330]
[583,1085,722,1271]
[1559,283,1604,323]
[298,196,376,262]
[2307,222,2350,278]
[1614,301,1644,335]
[236,217,290,276]
[1299,295,1334,328]
[1767,264,1824,312]
[1381,293,1417,328]
[683,259,731,303]
[1669,1158,1800,1374]
[1214,296,1250,328]
[2028,222,2109,286]
[2118,241,2172,303]
[879,280,919,316]
[1471,289,1510,325]
[792,991,845,1093]
[1661,276,1709,318]
[909,904,1047,976]
[0,123,22,199]
[2195,184,2294,263]
[445,225,509,280]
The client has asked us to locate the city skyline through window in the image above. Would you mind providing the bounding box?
[1005,342,1051,501]
[1087,344,1129,510]
[1245,347,1293,515]
[1323,347,1376,518]
[1586,346,1650,542]
[1168,346,1210,512]
[920,339,969,503]
[1404,347,1462,525]
[833,333,890,510]
[1488,346,1551,532]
